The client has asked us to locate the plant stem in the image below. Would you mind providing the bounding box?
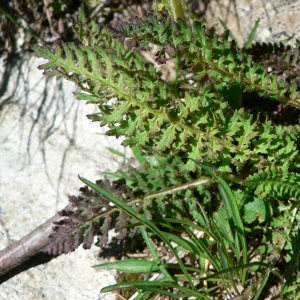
[0,203,72,277]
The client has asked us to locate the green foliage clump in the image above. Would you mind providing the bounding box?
[34,11,300,175]
[33,6,300,299]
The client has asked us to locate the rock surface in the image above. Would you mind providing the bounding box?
[204,0,300,46]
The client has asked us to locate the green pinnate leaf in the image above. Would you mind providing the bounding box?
[156,124,180,150]
[246,168,300,200]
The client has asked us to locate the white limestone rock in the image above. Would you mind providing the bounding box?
[204,0,300,46]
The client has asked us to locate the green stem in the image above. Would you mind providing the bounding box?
[166,0,186,22]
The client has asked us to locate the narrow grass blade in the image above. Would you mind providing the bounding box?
[140,225,172,281]
[244,19,260,49]
[101,280,210,299]
[183,226,220,271]
[218,17,236,41]
[163,232,208,257]
[253,268,270,300]
[93,259,160,273]
[99,171,124,179]
[153,217,211,236]
[106,147,126,159]
[131,144,147,166]
[191,161,248,284]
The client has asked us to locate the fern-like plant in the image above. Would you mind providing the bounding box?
[29,4,300,299]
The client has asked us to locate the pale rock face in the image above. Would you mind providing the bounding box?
[204,0,300,46]
[0,245,116,300]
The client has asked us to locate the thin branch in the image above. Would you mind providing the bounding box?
[0,203,71,277]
